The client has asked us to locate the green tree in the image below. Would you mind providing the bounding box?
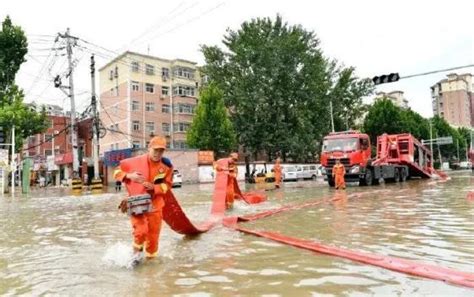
[0,16,49,153]
[400,108,431,141]
[457,127,471,161]
[363,98,404,144]
[201,15,372,162]
[186,83,236,155]
[430,116,462,161]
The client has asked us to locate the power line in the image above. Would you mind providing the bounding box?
[400,64,474,80]
[22,124,71,151]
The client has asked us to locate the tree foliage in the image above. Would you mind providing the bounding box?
[201,15,373,161]
[363,98,471,162]
[187,83,236,155]
[0,16,49,152]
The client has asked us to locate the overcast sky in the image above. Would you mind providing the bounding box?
[2,0,473,117]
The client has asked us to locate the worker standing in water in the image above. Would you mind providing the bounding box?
[214,152,239,209]
[113,136,173,263]
[332,158,346,190]
[273,157,282,188]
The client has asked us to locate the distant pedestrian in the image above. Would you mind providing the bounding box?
[115,180,122,192]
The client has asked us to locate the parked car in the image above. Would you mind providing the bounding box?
[296,164,320,180]
[459,161,472,169]
[173,169,182,187]
[282,165,298,181]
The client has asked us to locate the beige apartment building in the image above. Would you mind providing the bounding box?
[374,90,409,108]
[431,73,473,128]
[99,51,200,154]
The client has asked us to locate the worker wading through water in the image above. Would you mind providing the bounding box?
[273,157,282,188]
[114,136,173,262]
[214,152,240,209]
[332,158,346,190]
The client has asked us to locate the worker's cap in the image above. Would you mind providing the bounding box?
[230,152,238,160]
[149,136,167,149]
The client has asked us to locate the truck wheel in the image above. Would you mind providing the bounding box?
[394,168,401,183]
[400,167,408,182]
[360,169,373,186]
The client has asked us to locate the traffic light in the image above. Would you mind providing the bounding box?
[0,126,4,144]
[372,73,400,85]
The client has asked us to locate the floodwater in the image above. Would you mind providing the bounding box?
[1,172,473,296]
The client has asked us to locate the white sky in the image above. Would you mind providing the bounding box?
[2,0,473,117]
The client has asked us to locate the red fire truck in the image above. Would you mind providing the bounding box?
[320,131,434,187]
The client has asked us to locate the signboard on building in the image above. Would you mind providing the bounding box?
[104,148,132,167]
[47,155,58,171]
[55,152,73,165]
[198,151,215,165]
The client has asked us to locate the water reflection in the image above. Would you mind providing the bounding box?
[0,173,473,296]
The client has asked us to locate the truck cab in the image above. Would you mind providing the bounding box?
[320,131,371,186]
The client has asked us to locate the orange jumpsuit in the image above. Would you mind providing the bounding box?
[273,160,282,188]
[332,163,346,190]
[215,157,238,209]
[114,155,173,258]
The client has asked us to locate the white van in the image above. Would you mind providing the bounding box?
[296,164,320,180]
[282,165,298,181]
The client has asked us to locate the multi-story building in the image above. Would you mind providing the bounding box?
[431,73,473,128]
[98,51,200,155]
[374,91,409,108]
[22,103,94,185]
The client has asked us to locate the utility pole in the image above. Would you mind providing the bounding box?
[57,28,80,178]
[456,138,460,161]
[329,99,335,133]
[11,125,15,195]
[170,76,174,148]
[90,55,100,180]
[56,28,82,194]
[90,55,103,194]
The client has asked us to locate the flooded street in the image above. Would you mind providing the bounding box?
[1,172,473,296]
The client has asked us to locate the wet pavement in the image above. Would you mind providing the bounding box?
[0,172,473,296]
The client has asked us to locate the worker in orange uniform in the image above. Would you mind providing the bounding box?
[215,152,239,209]
[273,157,282,188]
[114,136,173,262]
[332,158,346,190]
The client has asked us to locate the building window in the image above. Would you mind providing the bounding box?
[162,104,170,113]
[131,62,139,72]
[162,123,170,133]
[145,83,155,93]
[173,86,195,97]
[132,100,140,111]
[145,102,155,112]
[146,64,155,75]
[45,149,52,156]
[146,122,155,134]
[132,120,140,131]
[162,67,169,78]
[29,136,36,144]
[173,141,187,149]
[44,134,53,142]
[162,86,169,96]
[173,67,194,79]
[177,104,195,114]
[132,141,141,149]
[131,81,140,92]
[175,122,190,132]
